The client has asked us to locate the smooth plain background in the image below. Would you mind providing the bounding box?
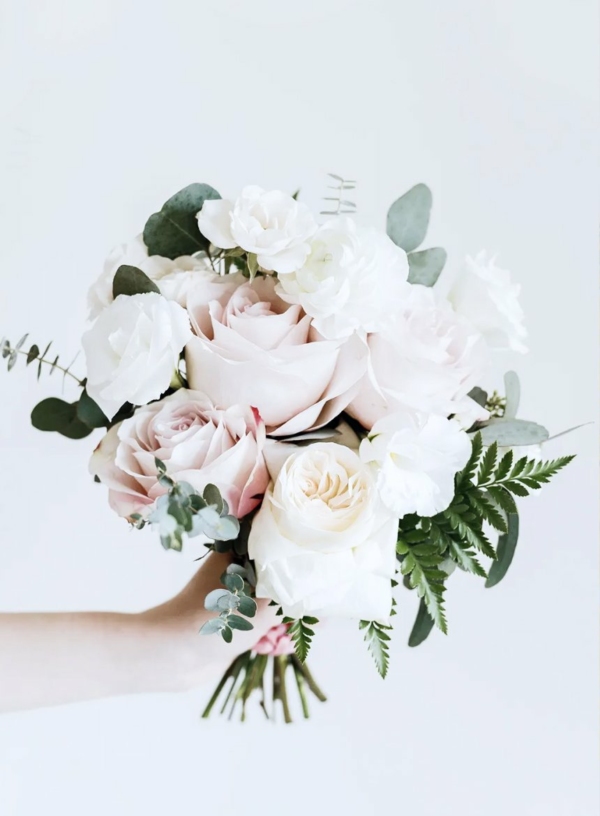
[0,2,598,814]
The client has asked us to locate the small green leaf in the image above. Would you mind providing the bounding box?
[222,572,244,592]
[31,398,93,440]
[247,253,258,279]
[200,617,227,635]
[227,614,254,631]
[476,419,549,447]
[408,599,435,648]
[221,626,233,643]
[15,334,28,351]
[144,183,221,259]
[485,513,520,588]
[387,183,432,252]
[203,483,224,513]
[77,389,109,429]
[7,351,18,371]
[407,247,447,286]
[237,595,257,618]
[112,265,160,298]
[361,620,391,677]
[26,344,39,365]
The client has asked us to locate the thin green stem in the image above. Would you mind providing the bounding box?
[275,655,292,724]
[291,655,327,702]
[292,659,310,719]
[10,346,85,387]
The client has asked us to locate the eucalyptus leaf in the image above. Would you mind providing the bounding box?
[226,564,248,577]
[200,617,228,636]
[112,265,160,298]
[386,183,432,252]
[203,484,224,513]
[143,183,221,259]
[468,387,489,408]
[503,371,521,419]
[204,588,231,612]
[476,419,549,446]
[408,598,435,648]
[485,513,519,588]
[407,247,447,287]
[26,344,39,365]
[31,398,93,440]
[237,595,257,618]
[227,614,254,631]
[222,573,244,592]
[221,626,233,643]
[77,389,109,429]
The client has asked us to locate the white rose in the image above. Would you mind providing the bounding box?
[276,217,410,340]
[87,235,217,319]
[82,293,192,419]
[196,186,317,274]
[360,410,471,518]
[445,251,527,353]
[348,284,489,430]
[248,443,398,622]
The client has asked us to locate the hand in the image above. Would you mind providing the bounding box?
[0,552,278,713]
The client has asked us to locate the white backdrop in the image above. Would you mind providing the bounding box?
[0,1,598,814]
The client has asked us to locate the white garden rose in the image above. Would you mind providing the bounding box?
[82,293,192,419]
[276,217,410,339]
[348,284,489,430]
[360,410,471,518]
[89,389,269,520]
[87,235,218,318]
[196,186,317,274]
[248,443,398,621]
[446,251,528,353]
[185,275,367,436]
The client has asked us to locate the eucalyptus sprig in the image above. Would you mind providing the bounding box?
[200,564,257,642]
[1,335,84,386]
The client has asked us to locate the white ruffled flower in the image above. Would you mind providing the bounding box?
[360,410,471,518]
[196,186,317,274]
[87,235,215,319]
[82,293,192,419]
[248,443,397,622]
[446,252,527,353]
[348,284,489,430]
[276,217,410,339]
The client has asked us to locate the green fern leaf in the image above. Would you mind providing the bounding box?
[359,621,391,678]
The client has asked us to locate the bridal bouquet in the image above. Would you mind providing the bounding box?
[3,177,574,722]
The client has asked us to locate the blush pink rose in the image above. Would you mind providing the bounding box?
[89,389,269,520]
[253,624,295,656]
[185,275,367,436]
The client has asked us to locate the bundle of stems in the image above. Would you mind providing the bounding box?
[201,650,326,723]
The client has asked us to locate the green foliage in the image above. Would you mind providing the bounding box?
[398,434,574,643]
[485,513,520,588]
[143,458,240,552]
[503,371,520,419]
[477,418,549,446]
[359,620,391,678]
[76,389,109,429]
[387,183,432,252]
[143,183,221,258]
[320,173,356,216]
[200,564,257,642]
[112,265,159,298]
[407,247,447,286]
[408,598,435,648]
[282,616,319,663]
[31,398,92,440]
[1,336,84,386]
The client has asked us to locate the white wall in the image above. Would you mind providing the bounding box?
[0,1,597,814]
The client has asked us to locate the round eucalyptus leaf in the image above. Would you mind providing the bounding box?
[31,398,93,440]
[477,419,549,446]
[200,617,227,636]
[204,588,232,612]
[77,389,109,429]
[112,265,160,298]
[407,247,447,287]
[143,183,221,259]
[227,614,254,631]
[237,595,257,618]
[387,183,432,253]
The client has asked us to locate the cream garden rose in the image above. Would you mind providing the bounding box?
[82,292,192,419]
[185,275,367,436]
[276,217,410,340]
[248,443,398,621]
[348,284,489,430]
[196,186,317,274]
[446,251,527,353]
[360,410,471,518]
[89,389,269,520]
[87,235,220,319]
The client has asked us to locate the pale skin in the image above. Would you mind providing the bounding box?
[0,553,277,713]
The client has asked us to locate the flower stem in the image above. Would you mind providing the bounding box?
[292,659,310,719]
[274,655,292,724]
[291,655,327,702]
[201,652,244,719]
